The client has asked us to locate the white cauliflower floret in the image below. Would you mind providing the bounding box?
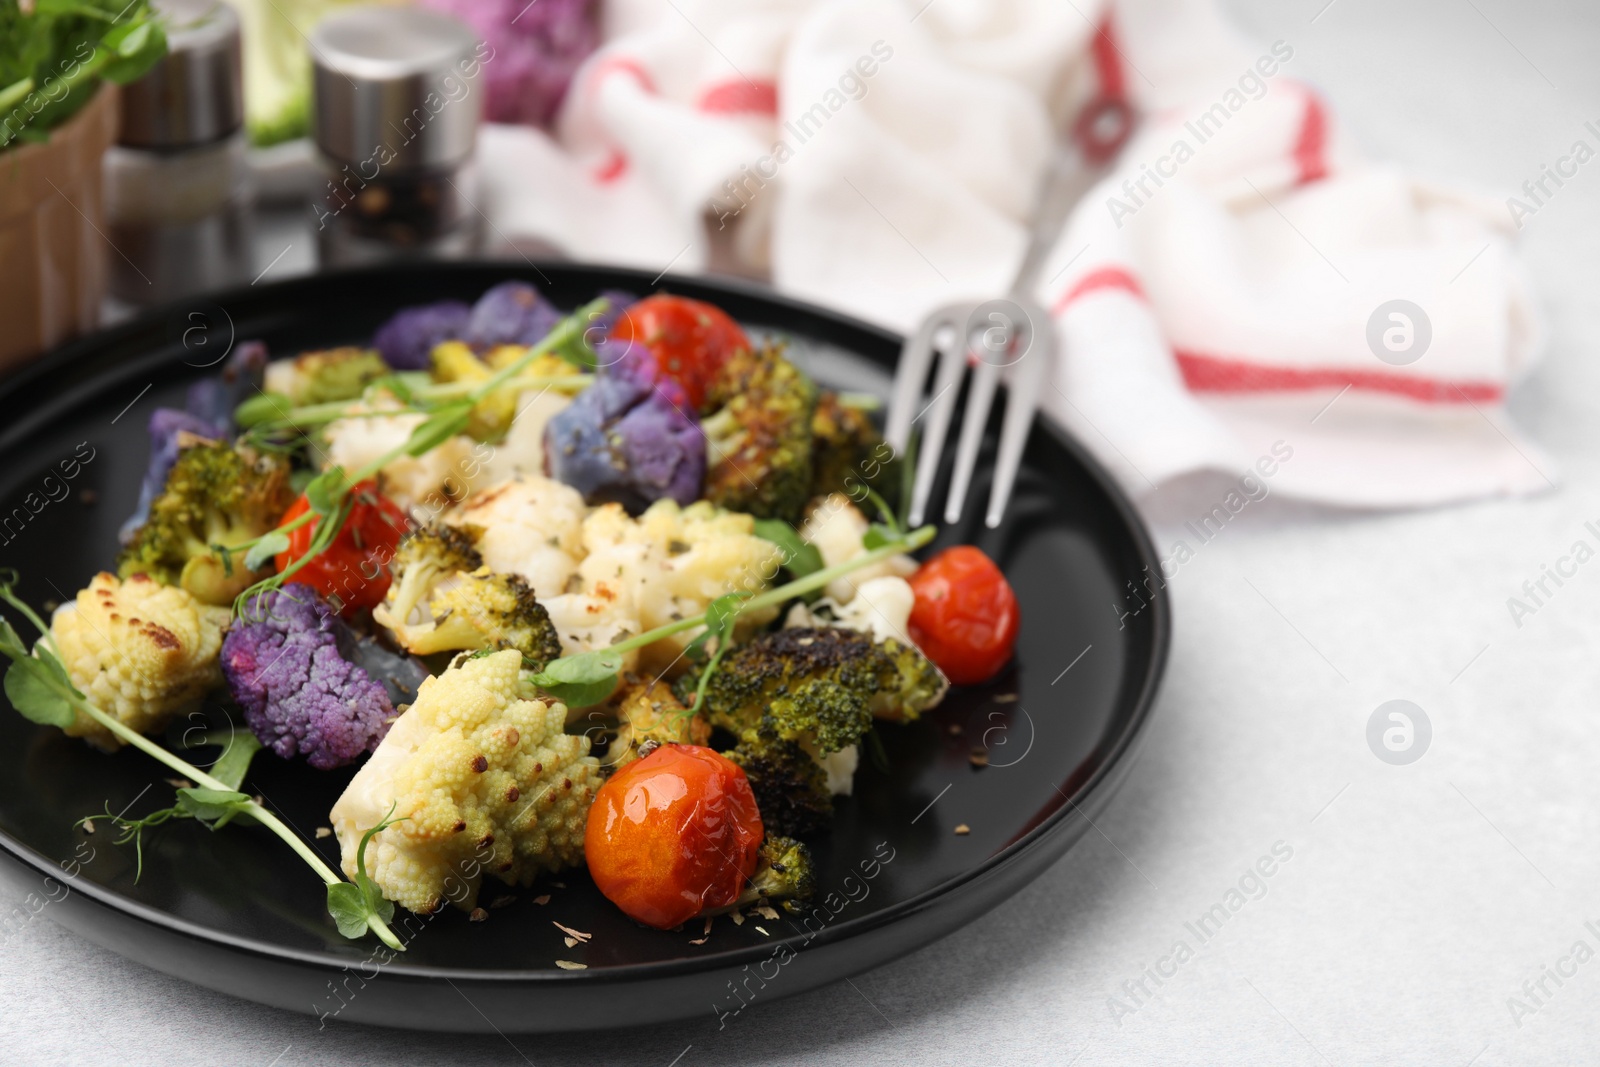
[323,397,484,517]
[482,387,572,486]
[786,575,916,646]
[542,581,641,668]
[445,474,586,597]
[329,650,599,914]
[801,494,916,603]
[50,573,230,749]
[583,500,782,669]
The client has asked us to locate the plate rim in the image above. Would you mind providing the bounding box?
[0,261,1170,987]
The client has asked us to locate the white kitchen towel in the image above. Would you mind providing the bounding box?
[477,0,1552,507]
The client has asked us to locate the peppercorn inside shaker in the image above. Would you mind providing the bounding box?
[309,7,487,264]
[103,0,254,305]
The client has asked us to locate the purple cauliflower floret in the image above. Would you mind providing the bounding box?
[222,585,395,770]
[418,0,599,127]
[372,300,472,370]
[466,281,562,350]
[544,339,704,511]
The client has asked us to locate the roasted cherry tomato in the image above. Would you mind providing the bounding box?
[585,744,764,929]
[274,480,410,616]
[907,545,1020,686]
[609,294,750,411]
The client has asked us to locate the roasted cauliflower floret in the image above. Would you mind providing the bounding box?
[50,573,231,749]
[443,474,586,597]
[329,650,600,914]
[800,494,917,604]
[322,397,485,516]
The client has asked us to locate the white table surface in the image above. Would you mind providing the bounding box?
[7,1,1600,1063]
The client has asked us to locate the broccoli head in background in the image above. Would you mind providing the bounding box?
[544,343,706,512]
[263,346,389,406]
[222,585,394,770]
[372,299,472,371]
[809,391,900,503]
[117,439,296,606]
[699,344,817,522]
[120,342,268,545]
[329,649,600,913]
[430,341,519,441]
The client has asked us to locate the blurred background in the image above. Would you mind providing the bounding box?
[5,0,1600,1064]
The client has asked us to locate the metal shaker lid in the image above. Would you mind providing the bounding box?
[310,7,482,172]
[118,0,244,148]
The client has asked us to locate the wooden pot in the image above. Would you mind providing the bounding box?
[0,85,120,370]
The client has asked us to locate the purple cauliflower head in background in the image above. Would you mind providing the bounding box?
[466,281,563,349]
[372,300,473,370]
[222,585,394,770]
[418,0,599,127]
[544,338,705,511]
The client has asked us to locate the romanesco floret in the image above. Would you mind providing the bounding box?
[329,650,600,913]
[50,573,231,749]
[221,585,394,769]
[699,344,817,522]
[117,439,296,605]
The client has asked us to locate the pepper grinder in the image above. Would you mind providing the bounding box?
[103,0,254,305]
[309,7,485,265]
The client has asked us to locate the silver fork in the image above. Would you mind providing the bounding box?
[885,100,1133,528]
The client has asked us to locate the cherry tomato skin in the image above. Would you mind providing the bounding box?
[585,744,764,930]
[273,480,410,616]
[609,295,750,411]
[907,546,1020,686]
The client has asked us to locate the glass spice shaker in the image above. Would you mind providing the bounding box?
[103,0,254,305]
[309,7,485,265]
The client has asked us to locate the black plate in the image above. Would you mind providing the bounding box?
[0,263,1167,1032]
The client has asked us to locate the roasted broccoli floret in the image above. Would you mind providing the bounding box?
[608,678,709,766]
[874,634,950,724]
[117,440,296,605]
[686,627,912,754]
[380,523,483,631]
[50,573,231,750]
[699,344,817,522]
[329,649,600,913]
[263,346,389,405]
[222,584,394,770]
[375,525,562,664]
[725,728,834,838]
[737,835,816,911]
[808,391,900,503]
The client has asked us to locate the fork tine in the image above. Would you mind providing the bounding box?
[886,307,952,453]
[907,326,969,528]
[984,304,1053,528]
[943,359,1000,525]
